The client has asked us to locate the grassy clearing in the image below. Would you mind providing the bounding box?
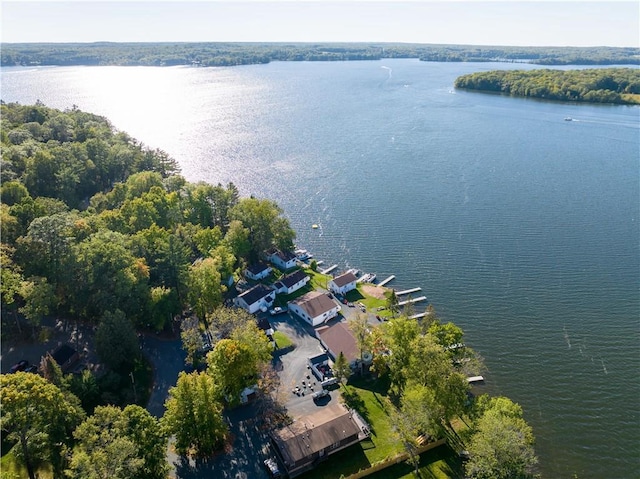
[272,330,294,349]
[0,449,53,479]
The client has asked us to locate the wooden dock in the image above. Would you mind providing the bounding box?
[378,275,395,286]
[467,376,485,384]
[410,312,427,319]
[398,295,427,306]
[320,264,338,275]
[396,287,421,296]
[315,260,324,266]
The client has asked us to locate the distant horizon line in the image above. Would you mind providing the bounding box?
[2,40,638,49]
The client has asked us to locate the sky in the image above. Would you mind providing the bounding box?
[1,1,638,48]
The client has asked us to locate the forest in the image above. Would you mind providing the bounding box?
[454,67,640,104]
[1,42,639,67]
[1,102,538,479]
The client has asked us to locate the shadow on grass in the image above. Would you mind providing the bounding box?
[300,442,372,479]
[366,444,464,479]
[347,373,391,396]
[345,289,366,302]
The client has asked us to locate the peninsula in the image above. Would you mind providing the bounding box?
[454,67,640,105]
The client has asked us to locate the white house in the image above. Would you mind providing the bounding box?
[328,271,358,296]
[273,269,310,295]
[245,262,272,281]
[288,291,340,327]
[267,249,298,271]
[234,284,276,314]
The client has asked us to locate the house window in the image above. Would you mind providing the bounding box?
[329,441,340,450]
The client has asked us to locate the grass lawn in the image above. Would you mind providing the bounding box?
[298,375,463,479]
[1,448,53,479]
[301,376,402,479]
[272,330,294,349]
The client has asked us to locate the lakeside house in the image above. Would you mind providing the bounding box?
[245,262,272,281]
[288,291,340,327]
[328,271,358,296]
[270,402,370,478]
[234,284,276,314]
[267,249,298,271]
[316,321,359,369]
[273,269,310,295]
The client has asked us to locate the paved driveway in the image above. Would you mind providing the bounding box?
[142,333,186,418]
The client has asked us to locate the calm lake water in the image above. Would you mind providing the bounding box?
[2,60,639,478]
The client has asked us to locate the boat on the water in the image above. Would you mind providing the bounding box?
[564,117,573,121]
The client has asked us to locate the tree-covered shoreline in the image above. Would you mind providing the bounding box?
[454,67,640,105]
[1,41,639,68]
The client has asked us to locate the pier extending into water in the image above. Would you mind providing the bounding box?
[378,275,395,286]
[398,295,427,306]
[396,287,421,296]
[321,264,338,275]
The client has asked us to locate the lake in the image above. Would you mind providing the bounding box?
[2,59,639,478]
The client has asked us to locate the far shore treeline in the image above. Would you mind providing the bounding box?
[1,42,639,67]
[454,67,640,105]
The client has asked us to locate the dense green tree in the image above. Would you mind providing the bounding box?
[465,397,538,479]
[333,351,351,385]
[95,309,140,372]
[187,256,224,323]
[207,321,271,405]
[1,372,85,479]
[180,316,205,367]
[161,372,227,457]
[73,230,150,321]
[68,404,168,479]
[206,306,254,341]
[229,197,295,260]
[19,276,56,335]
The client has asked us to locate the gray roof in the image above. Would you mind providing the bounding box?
[238,284,274,306]
[331,272,358,288]
[246,262,271,275]
[278,269,309,289]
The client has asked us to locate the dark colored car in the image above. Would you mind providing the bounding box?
[24,365,39,374]
[263,457,282,478]
[9,360,29,374]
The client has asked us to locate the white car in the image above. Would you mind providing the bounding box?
[269,306,287,316]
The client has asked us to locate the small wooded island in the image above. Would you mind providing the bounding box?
[454,67,640,105]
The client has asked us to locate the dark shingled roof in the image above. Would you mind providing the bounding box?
[331,272,357,288]
[51,344,77,366]
[277,269,309,289]
[271,403,361,466]
[246,262,270,275]
[238,284,274,306]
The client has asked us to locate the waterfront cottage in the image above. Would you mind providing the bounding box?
[234,284,276,314]
[245,262,272,281]
[316,321,359,369]
[273,269,310,295]
[270,402,370,478]
[328,271,358,296]
[288,291,340,327]
[267,249,298,271]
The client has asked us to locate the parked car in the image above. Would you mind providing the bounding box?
[263,457,282,478]
[24,365,39,374]
[9,360,29,374]
[269,306,287,316]
[312,388,329,400]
